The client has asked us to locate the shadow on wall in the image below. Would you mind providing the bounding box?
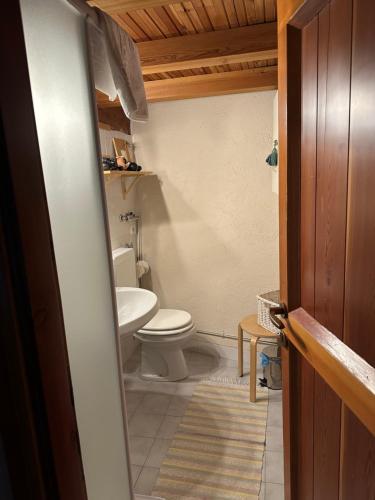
[137,175,245,328]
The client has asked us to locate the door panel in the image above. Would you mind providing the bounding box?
[313,1,352,497]
[341,0,375,497]
[279,0,375,498]
[299,16,318,500]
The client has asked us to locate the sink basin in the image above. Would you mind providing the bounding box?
[115,287,159,335]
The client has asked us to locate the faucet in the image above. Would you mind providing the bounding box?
[119,211,140,222]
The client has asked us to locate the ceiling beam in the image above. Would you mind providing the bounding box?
[87,0,171,14]
[97,105,130,133]
[144,67,277,102]
[96,67,277,105]
[138,23,277,74]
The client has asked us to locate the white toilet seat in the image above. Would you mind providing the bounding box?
[138,322,194,336]
[135,324,195,342]
[140,308,192,332]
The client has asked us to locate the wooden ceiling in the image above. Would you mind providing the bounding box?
[90,0,277,105]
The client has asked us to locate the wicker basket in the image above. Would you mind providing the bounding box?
[256,290,280,334]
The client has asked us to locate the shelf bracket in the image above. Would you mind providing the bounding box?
[121,175,141,199]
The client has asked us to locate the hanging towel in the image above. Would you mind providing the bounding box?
[99,11,148,122]
[136,260,150,279]
[87,19,118,100]
[266,140,278,166]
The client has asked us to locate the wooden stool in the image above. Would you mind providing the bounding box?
[238,314,279,402]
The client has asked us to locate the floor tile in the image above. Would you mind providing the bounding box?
[174,380,197,396]
[262,454,266,482]
[124,348,285,497]
[265,481,285,499]
[259,481,266,500]
[129,436,155,466]
[266,426,283,452]
[264,451,284,484]
[157,415,182,439]
[268,390,283,403]
[128,411,164,438]
[187,352,219,379]
[124,391,144,420]
[125,378,154,393]
[134,466,160,496]
[267,401,283,427]
[145,438,171,468]
[137,393,172,415]
[167,395,190,416]
[131,465,142,485]
[218,357,240,368]
[147,381,178,395]
[188,351,219,366]
[212,365,244,379]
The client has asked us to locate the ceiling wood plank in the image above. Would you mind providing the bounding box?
[202,0,230,30]
[264,0,276,21]
[146,7,181,36]
[96,66,277,104]
[234,0,248,26]
[190,0,214,31]
[97,105,131,133]
[182,1,209,33]
[87,0,175,14]
[87,0,276,21]
[244,0,257,24]
[222,0,240,27]
[254,0,265,22]
[168,3,197,34]
[114,12,149,40]
[138,22,277,74]
[128,10,165,38]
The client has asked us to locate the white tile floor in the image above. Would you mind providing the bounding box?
[124,347,284,500]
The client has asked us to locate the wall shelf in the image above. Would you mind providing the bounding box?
[103,170,154,199]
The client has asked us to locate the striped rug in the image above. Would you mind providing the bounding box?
[152,380,268,499]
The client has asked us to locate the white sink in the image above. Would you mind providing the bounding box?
[115,287,159,335]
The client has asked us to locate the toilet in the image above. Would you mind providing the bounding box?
[113,247,195,381]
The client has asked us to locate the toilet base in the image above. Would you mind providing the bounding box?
[141,344,189,381]
[135,326,195,382]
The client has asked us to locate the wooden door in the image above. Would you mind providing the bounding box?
[277,0,375,499]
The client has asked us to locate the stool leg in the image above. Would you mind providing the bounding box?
[237,324,243,377]
[250,336,258,402]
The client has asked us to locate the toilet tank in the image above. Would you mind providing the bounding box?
[112,247,138,287]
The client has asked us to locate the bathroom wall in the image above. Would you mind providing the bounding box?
[132,91,279,338]
[272,91,279,194]
[99,128,136,250]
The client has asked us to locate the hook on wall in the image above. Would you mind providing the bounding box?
[265,139,278,167]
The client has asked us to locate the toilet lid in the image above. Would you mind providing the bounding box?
[141,309,192,331]
[137,322,194,337]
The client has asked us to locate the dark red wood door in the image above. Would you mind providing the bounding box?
[280,0,375,498]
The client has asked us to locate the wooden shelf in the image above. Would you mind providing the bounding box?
[103,170,154,198]
[103,170,153,178]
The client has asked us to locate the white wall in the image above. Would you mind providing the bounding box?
[20,1,132,499]
[100,129,136,250]
[132,92,279,337]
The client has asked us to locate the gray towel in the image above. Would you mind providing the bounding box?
[87,19,117,100]
[100,11,148,122]
[87,10,148,122]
